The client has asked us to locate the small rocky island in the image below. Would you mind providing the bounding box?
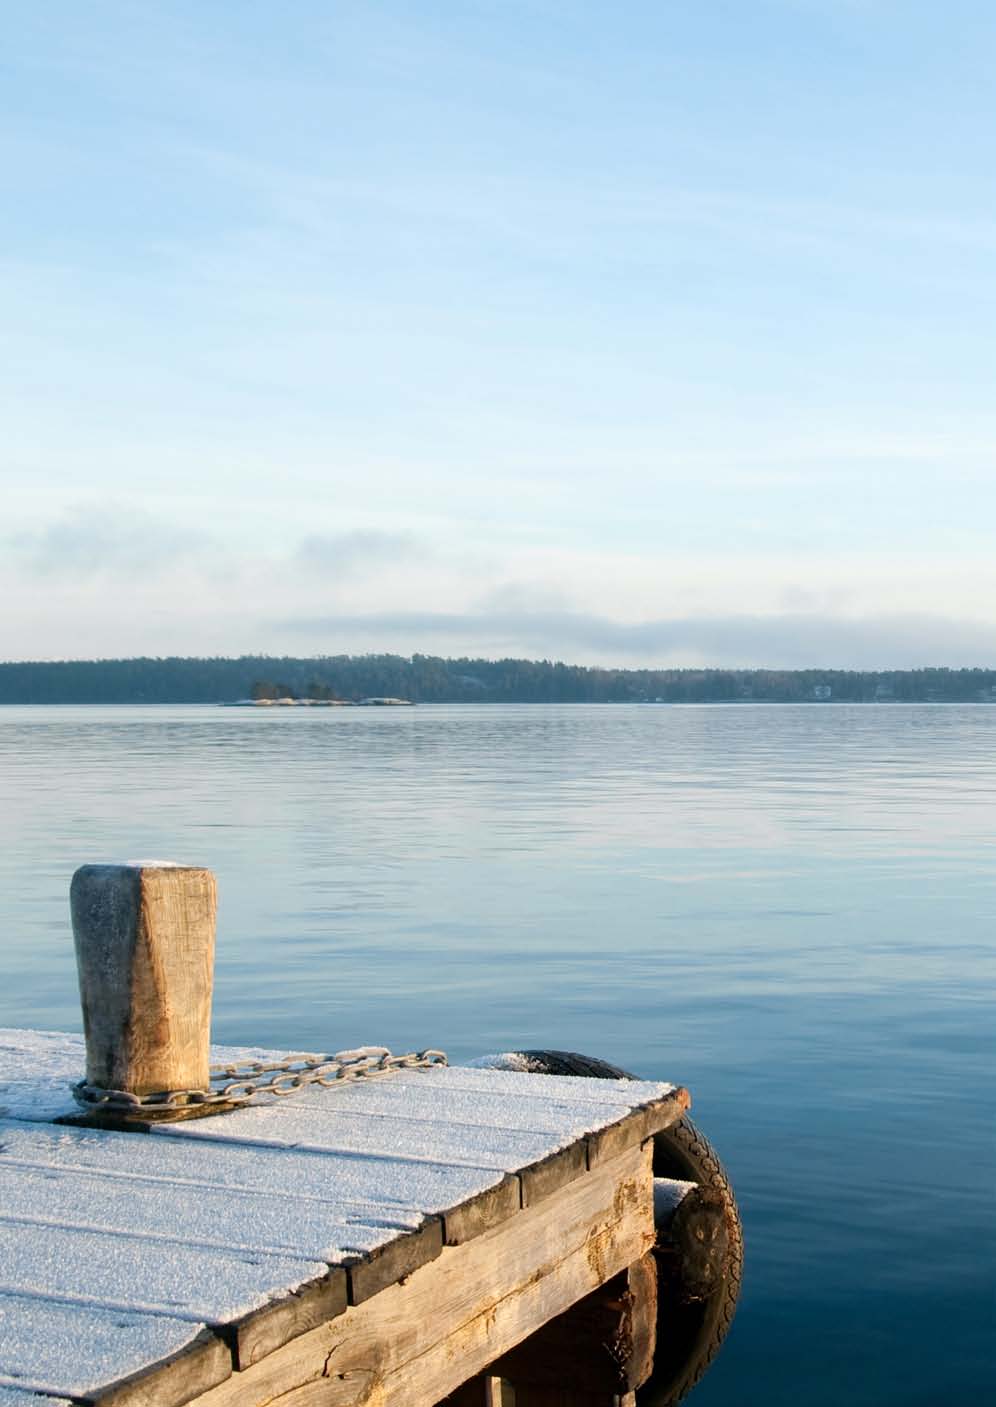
[226,696,413,707]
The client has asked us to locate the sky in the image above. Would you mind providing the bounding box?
[4,1,995,669]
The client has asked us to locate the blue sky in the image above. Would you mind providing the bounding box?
[4,1,995,666]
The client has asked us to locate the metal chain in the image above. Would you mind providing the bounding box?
[71,1047,448,1114]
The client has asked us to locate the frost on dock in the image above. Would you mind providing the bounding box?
[0,1028,682,1403]
[0,862,687,1405]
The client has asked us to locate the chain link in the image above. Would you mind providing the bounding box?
[71,1047,448,1114]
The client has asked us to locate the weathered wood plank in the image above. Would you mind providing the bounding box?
[159,1071,658,1172]
[519,1140,588,1207]
[0,1031,676,1133]
[0,1119,483,1234]
[80,1329,231,1407]
[642,1087,692,1139]
[585,1088,690,1168]
[383,1067,672,1107]
[175,1097,612,1167]
[187,1141,654,1407]
[345,1218,444,1305]
[440,1173,521,1246]
[0,1297,227,1404]
[227,1268,347,1370]
[0,1161,417,1262]
[0,1389,74,1406]
[0,1220,326,1325]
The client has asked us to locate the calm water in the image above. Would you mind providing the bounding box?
[1,703,993,1404]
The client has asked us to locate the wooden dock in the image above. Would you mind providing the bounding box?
[0,861,737,1407]
[0,1030,686,1406]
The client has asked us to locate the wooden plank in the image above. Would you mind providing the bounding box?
[382,1067,673,1108]
[642,1087,692,1138]
[0,1161,418,1264]
[186,1141,654,1407]
[585,1088,689,1168]
[0,1296,216,1403]
[0,1220,327,1326]
[210,1106,562,1166]
[519,1140,588,1207]
[0,1390,73,1406]
[79,1329,231,1407]
[623,1254,657,1388]
[346,1218,444,1305]
[440,1173,521,1246]
[0,1119,488,1235]
[159,1074,656,1172]
[0,1030,677,1132]
[179,1097,603,1167]
[227,1268,347,1370]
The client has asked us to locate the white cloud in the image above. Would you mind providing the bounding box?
[9,504,215,578]
[272,607,996,670]
[294,530,425,576]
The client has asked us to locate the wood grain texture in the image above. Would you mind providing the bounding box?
[229,1269,348,1369]
[2,1029,682,1406]
[441,1173,522,1246]
[186,1141,654,1407]
[71,864,216,1098]
[519,1140,588,1207]
[345,1218,444,1305]
[585,1088,690,1169]
[80,1329,230,1407]
[641,1087,691,1139]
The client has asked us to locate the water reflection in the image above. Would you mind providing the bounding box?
[1,704,993,1404]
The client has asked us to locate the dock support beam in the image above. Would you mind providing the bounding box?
[70,862,217,1103]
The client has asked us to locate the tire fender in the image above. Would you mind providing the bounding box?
[500,1050,743,1406]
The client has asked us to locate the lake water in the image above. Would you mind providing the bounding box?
[1,703,993,1404]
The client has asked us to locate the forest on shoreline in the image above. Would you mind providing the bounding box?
[1,654,995,704]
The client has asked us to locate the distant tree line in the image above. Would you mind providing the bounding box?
[1,654,995,704]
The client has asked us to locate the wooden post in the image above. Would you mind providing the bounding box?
[440,1376,505,1407]
[70,862,217,1106]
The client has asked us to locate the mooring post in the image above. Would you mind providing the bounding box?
[70,862,217,1102]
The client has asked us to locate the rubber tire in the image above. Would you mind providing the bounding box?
[513,1050,742,1406]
